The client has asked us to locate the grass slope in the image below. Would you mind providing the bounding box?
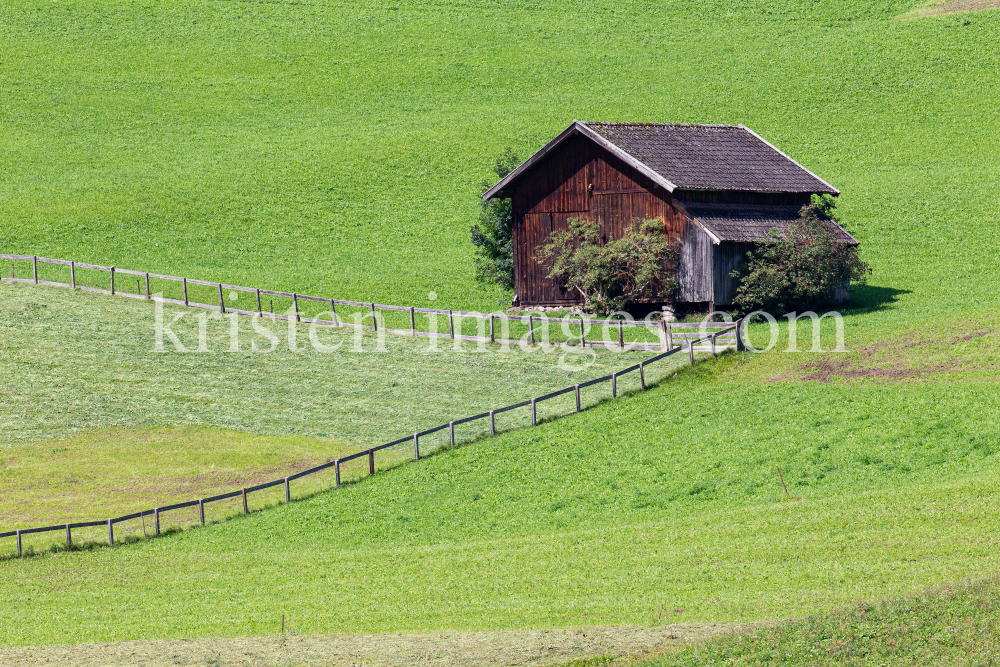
[646,576,1000,665]
[3,354,1000,644]
[0,282,676,530]
[1,0,999,315]
[3,0,1000,649]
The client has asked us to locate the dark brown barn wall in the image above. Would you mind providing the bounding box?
[712,242,752,306]
[512,134,688,306]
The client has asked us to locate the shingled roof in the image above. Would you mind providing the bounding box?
[679,201,859,245]
[483,121,839,199]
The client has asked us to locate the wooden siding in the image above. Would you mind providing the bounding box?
[512,134,688,306]
[712,242,752,306]
[678,221,713,302]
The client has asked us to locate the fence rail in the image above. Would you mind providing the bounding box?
[2,253,740,352]
[1,324,738,557]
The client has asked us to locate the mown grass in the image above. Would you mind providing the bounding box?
[0,281,690,532]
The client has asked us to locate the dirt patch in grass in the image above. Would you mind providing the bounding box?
[769,323,999,383]
[903,0,1000,16]
[0,624,756,667]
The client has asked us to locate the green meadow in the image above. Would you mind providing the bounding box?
[647,575,1000,665]
[2,0,1000,656]
[0,282,672,530]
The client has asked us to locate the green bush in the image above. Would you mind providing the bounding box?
[537,217,679,315]
[732,197,871,314]
[471,148,521,292]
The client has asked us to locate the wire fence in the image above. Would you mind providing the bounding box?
[1,253,739,351]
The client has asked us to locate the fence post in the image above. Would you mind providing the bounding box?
[579,316,586,347]
[219,283,226,313]
[658,321,668,352]
[182,277,189,306]
[618,320,624,350]
[736,318,746,351]
[413,433,420,461]
[711,333,717,358]
[489,410,495,435]
[330,299,338,327]
[110,266,115,294]
[256,289,262,315]
[284,477,290,503]
[242,488,249,513]
[70,261,76,288]
[16,529,21,557]
[368,449,375,475]
[688,342,695,365]
[531,398,537,426]
[449,421,455,448]
[66,523,71,547]
[489,314,495,343]
[32,256,38,283]
[154,508,160,536]
[410,306,416,335]
[575,384,581,412]
[199,499,205,525]
[612,372,617,398]
[448,310,454,339]
[370,303,377,331]
[293,294,301,322]
[145,273,151,299]
[107,519,114,546]
[529,315,535,346]
[667,323,674,349]
[335,461,341,487]
[640,361,646,390]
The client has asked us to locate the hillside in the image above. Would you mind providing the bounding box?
[2,0,1000,654]
[4,344,1000,644]
[2,0,999,315]
[648,576,1000,665]
[0,282,673,531]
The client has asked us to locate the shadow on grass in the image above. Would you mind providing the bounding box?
[840,285,911,317]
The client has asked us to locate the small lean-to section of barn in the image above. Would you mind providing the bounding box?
[483,121,857,309]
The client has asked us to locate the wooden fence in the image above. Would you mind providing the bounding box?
[0,324,737,557]
[1,253,740,352]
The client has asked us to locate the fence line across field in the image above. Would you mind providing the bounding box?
[1,253,740,352]
[0,326,737,557]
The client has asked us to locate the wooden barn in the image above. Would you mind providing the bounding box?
[483,121,858,309]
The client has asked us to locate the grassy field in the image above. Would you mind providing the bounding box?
[2,0,1000,652]
[0,0,998,315]
[646,575,1000,665]
[3,351,1000,644]
[0,281,679,531]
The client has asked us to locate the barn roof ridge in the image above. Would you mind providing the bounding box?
[579,121,739,128]
[483,120,839,200]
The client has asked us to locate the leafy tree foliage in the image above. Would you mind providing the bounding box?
[732,197,871,314]
[471,148,521,291]
[538,217,679,315]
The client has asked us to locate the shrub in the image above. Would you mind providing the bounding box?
[470,148,521,291]
[537,217,679,316]
[732,197,871,314]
